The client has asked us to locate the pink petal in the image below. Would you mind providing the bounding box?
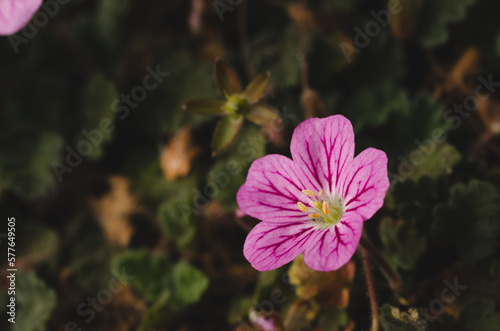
[243,221,316,271]
[290,115,355,194]
[303,212,363,271]
[237,154,310,224]
[339,147,389,221]
[0,0,42,35]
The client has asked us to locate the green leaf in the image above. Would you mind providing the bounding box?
[377,94,450,165]
[67,218,113,292]
[150,47,218,136]
[183,99,226,116]
[342,29,406,86]
[416,0,476,48]
[407,143,461,182]
[379,305,427,331]
[211,114,244,155]
[137,291,171,331]
[157,196,197,248]
[244,72,270,104]
[18,222,59,264]
[214,57,242,96]
[0,131,63,200]
[14,272,57,331]
[95,0,133,47]
[459,299,500,331]
[245,104,281,126]
[112,249,171,302]
[77,73,119,159]
[253,269,282,301]
[433,180,500,262]
[169,261,209,310]
[379,217,427,271]
[396,94,449,148]
[393,176,443,235]
[250,27,301,88]
[317,307,349,331]
[342,82,410,132]
[206,125,267,210]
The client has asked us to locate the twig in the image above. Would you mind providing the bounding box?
[359,236,403,294]
[361,246,379,331]
[283,299,304,327]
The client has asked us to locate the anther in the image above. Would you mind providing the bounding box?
[313,201,323,210]
[302,190,316,197]
[322,201,329,215]
[309,213,320,218]
[297,202,308,212]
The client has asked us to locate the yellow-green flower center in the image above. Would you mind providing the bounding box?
[224,94,249,114]
[297,189,345,227]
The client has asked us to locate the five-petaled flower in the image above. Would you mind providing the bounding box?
[237,115,389,271]
[0,0,42,35]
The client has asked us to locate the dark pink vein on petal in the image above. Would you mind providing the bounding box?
[251,223,316,267]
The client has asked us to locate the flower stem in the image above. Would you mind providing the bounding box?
[359,235,403,294]
[361,246,379,331]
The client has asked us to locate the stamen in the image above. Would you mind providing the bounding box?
[313,201,323,210]
[297,202,308,213]
[322,201,329,215]
[318,190,325,196]
[302,190,316,197]
[309,213,320,218]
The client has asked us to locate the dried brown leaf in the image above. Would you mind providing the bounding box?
[90,176,136,247]
[161,127,201,180]
[289,255,355,308]
[286,3,320,31]
[477,98,500,135]
[300,88,329,118]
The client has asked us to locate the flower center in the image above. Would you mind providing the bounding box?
[297,189,345,227]
[224,94,250,114]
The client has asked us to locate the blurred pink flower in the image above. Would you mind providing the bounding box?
[235,208,247,219]
[237,115,389,271]
[0,0,42,35]
[249,310,275,331]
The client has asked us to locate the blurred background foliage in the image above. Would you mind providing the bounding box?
[1,0,500,330]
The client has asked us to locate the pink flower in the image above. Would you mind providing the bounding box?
[237,115,389,271]
[0,0,42,36]
[249,310,275,331]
